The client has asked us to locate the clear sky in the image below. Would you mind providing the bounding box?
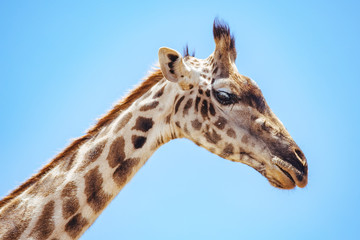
[1,1,359,239]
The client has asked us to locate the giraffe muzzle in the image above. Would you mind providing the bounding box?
[270,146,308,189]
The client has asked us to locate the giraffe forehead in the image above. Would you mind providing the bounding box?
[184,56,213,72]
[213,72,251,91]
[184,56,206,65]
[183,55,254,94]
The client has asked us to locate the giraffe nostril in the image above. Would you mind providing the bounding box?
[294,148,305,163]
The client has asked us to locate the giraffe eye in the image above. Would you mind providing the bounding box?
[214,90,237,105]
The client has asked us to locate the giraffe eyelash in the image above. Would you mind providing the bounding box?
[213,89,240,105]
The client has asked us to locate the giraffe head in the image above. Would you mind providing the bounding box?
[158,19,307,189]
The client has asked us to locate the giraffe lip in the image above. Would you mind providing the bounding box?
[276,165,296,185]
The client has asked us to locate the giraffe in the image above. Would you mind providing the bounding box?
[0,19,308,240]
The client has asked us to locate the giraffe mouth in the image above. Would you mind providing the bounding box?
[234,149,306,189]
[270,155,308,189]
[276,165,296,185]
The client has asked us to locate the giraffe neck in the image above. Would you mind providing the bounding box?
[0,75,180,240]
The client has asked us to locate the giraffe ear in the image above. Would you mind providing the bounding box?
[158,47,190,83]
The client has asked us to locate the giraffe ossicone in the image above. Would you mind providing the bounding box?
[0,19,308,239]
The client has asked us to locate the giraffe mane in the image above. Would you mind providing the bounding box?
[0,69,164,209]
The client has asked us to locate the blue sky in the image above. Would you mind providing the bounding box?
[1,1,359,239]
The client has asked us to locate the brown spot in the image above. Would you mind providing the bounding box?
[205,89,211,97]
[165,114,171,124]
[113,158,140,186]
[3,219,30,240]
[153,86,165,98]
[209,103,216,116]
[78,139,107,171]
[107,137,125,168]
[60,152,77,171]
[195,96,201,112]
[205,129,222,144]
[84,166,111,213]
[0,199,32,240]
[132,135,147,149]
[203,68,210,73]
[0,199,20,220]
[213,66,218,75]
[65,213,88,239]
[241,135,249,144]
[61,181,80,219]
[29,200,55,239]
[61,182,76,197]
[200,73,207,79]
[175,96,185,114]
[198,89,203,95]
[139,101,159,111]
[175,121,181,128]
[227,128,236,138]
[221,143,234,157]
[215,116,227,130]
[132,116,154,132]
[183,98,193,116]
[191,119,202,130]
[114,112,133,133]
[174,94,179,102]
[201,99,208,119]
